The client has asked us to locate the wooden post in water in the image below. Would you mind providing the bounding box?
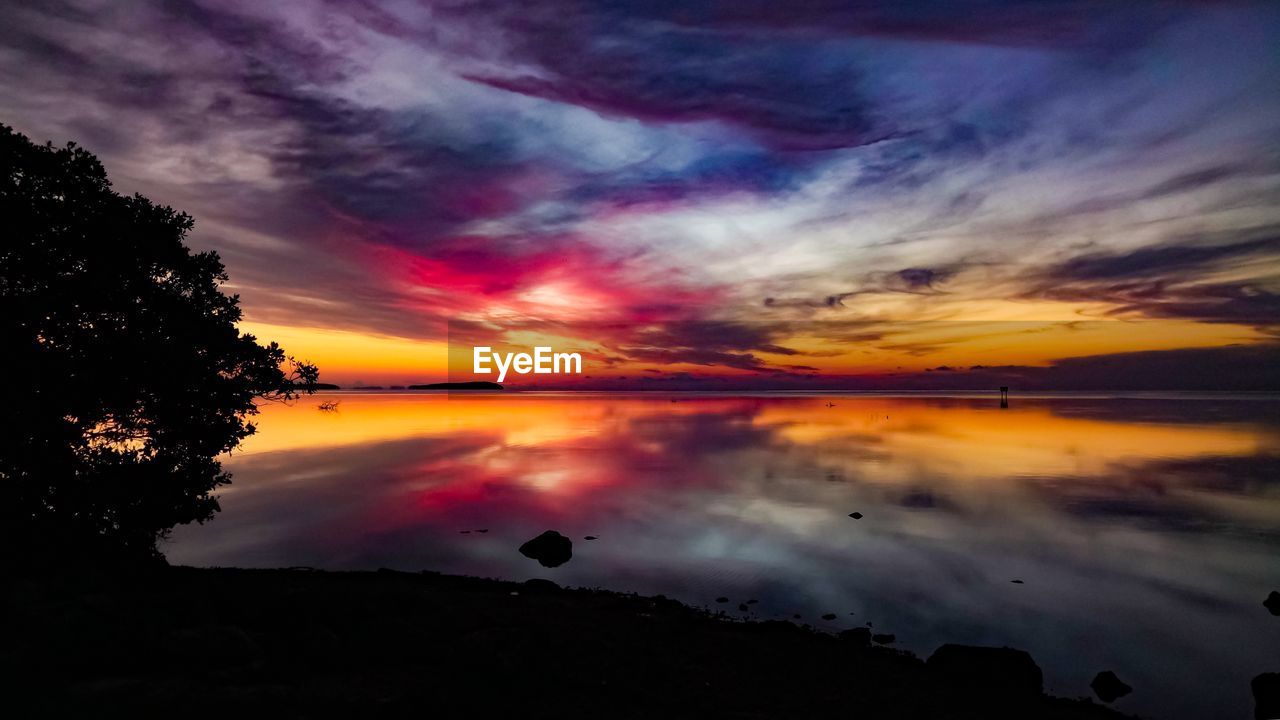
[999,386,1009,409]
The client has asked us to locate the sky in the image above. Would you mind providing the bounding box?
[2,0,1279,388]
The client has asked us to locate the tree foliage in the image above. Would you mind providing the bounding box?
[0,124,317,561]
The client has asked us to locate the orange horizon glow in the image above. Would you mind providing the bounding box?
[243,315,1271,387]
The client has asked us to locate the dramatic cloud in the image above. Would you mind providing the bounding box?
[1,0,1278,384]
[1039,235,1280,283]
[1026,232,1280,326]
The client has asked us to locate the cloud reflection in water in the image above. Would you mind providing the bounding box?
[168,393,1280,719]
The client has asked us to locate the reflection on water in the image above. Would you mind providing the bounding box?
[166,392,1280,719]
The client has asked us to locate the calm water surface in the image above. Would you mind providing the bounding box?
[167,392,1280,719]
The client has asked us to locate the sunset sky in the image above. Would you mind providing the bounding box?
[2,0,1278,387]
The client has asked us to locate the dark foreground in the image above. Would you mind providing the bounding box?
[5,566,1133,719]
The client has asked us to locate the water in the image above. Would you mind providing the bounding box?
[166,392,1280,719]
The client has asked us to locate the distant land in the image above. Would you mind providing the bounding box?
[407,381,503,390]
[309,382,503,390]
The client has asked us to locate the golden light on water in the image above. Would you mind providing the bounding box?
[237,393,1273,485]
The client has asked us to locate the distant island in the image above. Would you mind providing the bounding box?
[311,382,503,390]
[407,381,503,390]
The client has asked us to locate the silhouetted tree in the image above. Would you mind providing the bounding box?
[0,125,318,564]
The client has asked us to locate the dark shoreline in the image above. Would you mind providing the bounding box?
[6,565,1133,718]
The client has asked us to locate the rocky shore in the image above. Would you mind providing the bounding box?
[6,565,1135,718]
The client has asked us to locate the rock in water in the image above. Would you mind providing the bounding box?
[523,578,560,593]
[848,512,863,519]
[839,627,871,646]
[1254,673,1280,720]
[1264,591,1280,616]
[926,645,1043,706]
[1090,671,1133,703]
[518,531,573,568]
